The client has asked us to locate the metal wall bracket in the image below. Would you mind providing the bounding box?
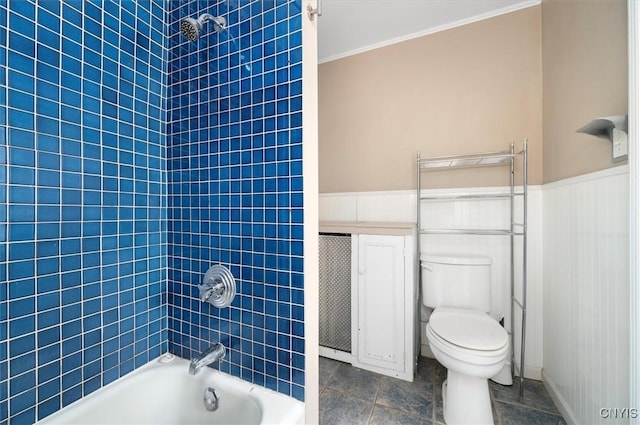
[577,114,628,162]
[307,2,321,20]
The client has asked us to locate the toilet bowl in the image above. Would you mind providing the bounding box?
[421,254,510,424]
[426,307,508,424]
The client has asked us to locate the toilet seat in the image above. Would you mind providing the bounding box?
[428,307,508,362]
[430,307,508,351]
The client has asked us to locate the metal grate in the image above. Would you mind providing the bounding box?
[319,234,352,353]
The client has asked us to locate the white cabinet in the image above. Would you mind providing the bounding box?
[319,223,417,382]
[356,234,409,376]
[353,232,416,381]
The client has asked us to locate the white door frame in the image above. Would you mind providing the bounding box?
[629,1,639,422]
[302,0,320,424]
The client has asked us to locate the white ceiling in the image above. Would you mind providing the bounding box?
[318,0,540,63]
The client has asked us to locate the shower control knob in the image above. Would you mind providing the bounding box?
[199,265,236,308]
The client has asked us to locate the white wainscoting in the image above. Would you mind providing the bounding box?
[319,186,544,379]
[542,166,629,425]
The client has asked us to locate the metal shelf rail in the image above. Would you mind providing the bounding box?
[416,140,528,401]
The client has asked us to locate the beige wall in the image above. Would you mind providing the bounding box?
[319,7,542,192]
[542,0,627,183]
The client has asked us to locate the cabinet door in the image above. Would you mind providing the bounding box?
[357,234,405,370]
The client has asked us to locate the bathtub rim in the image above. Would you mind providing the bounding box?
[35,352,305,425]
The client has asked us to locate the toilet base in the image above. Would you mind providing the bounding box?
[443,369,494,425]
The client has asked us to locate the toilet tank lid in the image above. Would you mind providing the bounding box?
[420,253,491,265]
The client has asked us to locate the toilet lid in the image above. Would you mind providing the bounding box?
[429,308,508,351]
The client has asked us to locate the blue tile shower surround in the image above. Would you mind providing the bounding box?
[166,0,304,401]
[0,1,168,423]
[1,0,305,423]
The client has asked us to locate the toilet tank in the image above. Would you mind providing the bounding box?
[420,254,491,312]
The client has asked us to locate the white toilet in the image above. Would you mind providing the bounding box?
[421,254,509,425]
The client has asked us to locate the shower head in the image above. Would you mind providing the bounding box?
[180,13,226,41]
[180,17,202,41]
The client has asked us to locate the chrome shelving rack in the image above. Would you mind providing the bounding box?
[416,140,528,400]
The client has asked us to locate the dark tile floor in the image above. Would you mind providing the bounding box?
[319,356,566,425]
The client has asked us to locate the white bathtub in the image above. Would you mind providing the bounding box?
[37,353,305,425]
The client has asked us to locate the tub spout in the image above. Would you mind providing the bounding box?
[189,343,226,375]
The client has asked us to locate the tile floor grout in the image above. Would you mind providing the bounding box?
[495,397,566,419]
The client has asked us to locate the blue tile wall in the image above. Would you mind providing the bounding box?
[166,0,304,401]
[1,0,305,422]
[1,1,8,423]
[0,1,168,423]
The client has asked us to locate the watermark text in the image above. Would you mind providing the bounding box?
[600,408,638,419]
